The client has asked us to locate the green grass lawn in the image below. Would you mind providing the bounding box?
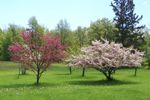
[0,61,150,100]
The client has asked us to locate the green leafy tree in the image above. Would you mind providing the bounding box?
[87,18,117,43]
[1,24,23,61]
[28,16,45,33]
[53,20,80,54]
[55,19,71,45]
[143,29,150,68]
[74,26,88,76]
[65,34,80,75]
[0,28,4,59]
[111,0,145,48]
[53,20,82,74]
[75,26,88,47]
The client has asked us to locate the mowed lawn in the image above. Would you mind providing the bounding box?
[0,61,150,100]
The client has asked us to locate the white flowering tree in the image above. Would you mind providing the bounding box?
[69,40,144,80]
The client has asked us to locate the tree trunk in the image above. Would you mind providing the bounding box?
[69,67,72,75]
[36,68,40,85]
[21,67,26,75]
[134,67,137,76]
[106,72,112,80]
[82,68,85,77]
[108,70,111,79]
[20,64,27,75]
[113,69,116,74]
[106,76,112,80]
[102,70,113,81]
[148,62,150,70]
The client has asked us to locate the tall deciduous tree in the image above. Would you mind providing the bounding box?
[75,26,88,76]
[1,24,23,60]
[28,16,45,33]
[87,18,117,43]
[0,28,4,59]
[54,19,81,54]
[75,26,88,47]
[9,30,66,85]
[143,29,150,68]
[111,0,145,48]
[55,19,71,45]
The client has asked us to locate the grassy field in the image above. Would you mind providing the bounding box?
[0,61,150,100]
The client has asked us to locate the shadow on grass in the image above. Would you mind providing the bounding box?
[0,82,57,89]
[69,79,139,86]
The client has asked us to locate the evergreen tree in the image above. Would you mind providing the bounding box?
[111,0,145,48]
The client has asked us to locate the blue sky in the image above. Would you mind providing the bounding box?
[0,0,149,30]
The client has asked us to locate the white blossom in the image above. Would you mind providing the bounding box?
[69,40,144,70]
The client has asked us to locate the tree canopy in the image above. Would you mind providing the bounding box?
[111,0,145,48]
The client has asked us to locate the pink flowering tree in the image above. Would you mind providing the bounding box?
[69,40,144,80]
[9,29,66,85]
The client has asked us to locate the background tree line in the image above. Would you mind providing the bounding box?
[0,16,149,63]
[0,17,120,60]
[1,0,150,69]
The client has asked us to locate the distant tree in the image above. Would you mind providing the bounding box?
[0,28,4,59]
[52,20,81,54]
[111,0,145,48]
[143,29,150,68]
[55,19,71,45]
[74,26,88,76]
[54,20,82,52]
[64,31,81,75]
[75,26,88,47]
[28,16,45,33]
[1,24,23,61]
[69,40,143,80]
[1,34,11,60]
[87,18,117,43]
[66,32,80,54]
[9,30,66,85]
